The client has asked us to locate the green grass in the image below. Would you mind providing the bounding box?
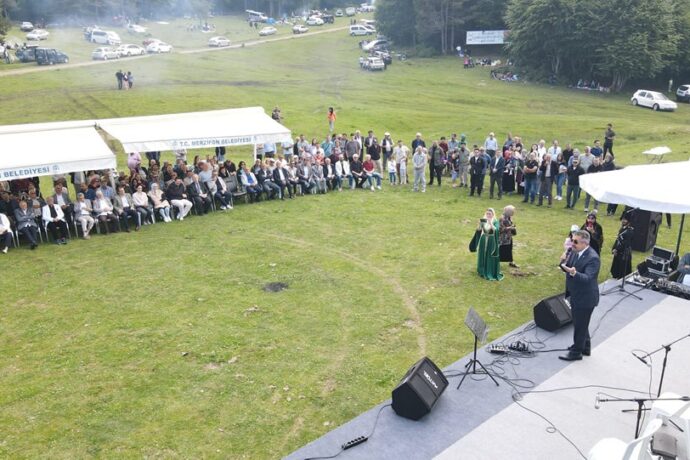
[1,15,689,459]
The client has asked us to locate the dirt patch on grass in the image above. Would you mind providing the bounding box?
[186,80,269,87]
[263,282,288,292]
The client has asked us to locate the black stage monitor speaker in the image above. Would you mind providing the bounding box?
[626,208,662,252]
[533,294,572,332]
[392,356,448,420]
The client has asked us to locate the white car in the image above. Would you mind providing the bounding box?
[360,56,385,71]
[335,9,344,17]
[208,36,230,47]
[20,21,34,31]
[116,44,146,56]
[292,24,309,34]
[259,26,277,36]
[362,39,388,51]
[92,46,120,60]
[345,7,356,16]
[146,41,173,53]
[126,24,147,34]
[26,29,49,40]
[630,90,677,112]
[306,16,324,26]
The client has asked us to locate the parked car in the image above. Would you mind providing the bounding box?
[306,16,324,26]
[362,39,388,51]
[292,24,309,34]
[116,44,146,56]
[146,40,173,53]
[92,46,120,60]
[630,90,677,112]
[345,7,356,16]
[322,14,334,24]
[349,24,373,36]
[335,9,344,17]
[208,36,231,47]
[126,24,147,34]
[259,26,277,36]
[360,4,375,12]
[676,84,690,103]
[26,29,49,41]
[372,50,392,65]
[20,21,34,31]
[90,30,121,45]
[15,45,39,62]
[35,48,69,65]
[360,56,385,71]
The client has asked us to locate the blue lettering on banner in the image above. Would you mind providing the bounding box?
[1,165,52,178]
[173,137,253,148]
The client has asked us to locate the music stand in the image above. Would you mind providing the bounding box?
[457,307,499,390]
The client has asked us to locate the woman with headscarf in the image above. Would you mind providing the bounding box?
[611,210,635,279]
[499,205,518,268]
[148,183,172,222]
[470,208,503,280]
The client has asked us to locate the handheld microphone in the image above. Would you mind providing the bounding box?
[594,394,601,410]
[632,351,648,366]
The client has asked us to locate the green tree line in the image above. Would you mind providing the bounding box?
[375,0,690,90]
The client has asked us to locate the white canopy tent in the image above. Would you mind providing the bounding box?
[97,107,292,154]
[0,122,116,181]
[580,159,690,254]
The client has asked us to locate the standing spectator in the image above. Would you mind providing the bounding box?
[387,154,397,185]
[562,143,574,165]
[555,152,567,201]
[603,123,615,158]
[502,147,517,195]
[327,107,336,132]
[411,132,426,155]
[610,211,635,279]
[469,147,486,197]
[590,140,603,158]
[484,132,498,159]
[428,141,445,186]
[522,152,539,204]
[381,132,394,172]
[458,143,470,187]
[271,106,282,123]
[488,150,505,199]
[565,158,585,209]
[602,154,618,216]
[115,70,124,90]
[581,211,604,255]
[126,71,134,89]
[412,146,427,193]
[499,205,518,268]
[215,146,226,163]
[472,208,503,281]
[583,156,602,212]
[367,137,383,176]
[15,200,40,248]
[128,151,142,177]
[537,153,557,207]
[394,140,409,185]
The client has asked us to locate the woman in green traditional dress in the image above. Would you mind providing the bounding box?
[476,208,503,280]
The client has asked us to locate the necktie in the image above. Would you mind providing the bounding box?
[50,205,57,218]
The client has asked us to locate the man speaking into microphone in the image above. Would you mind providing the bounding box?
[559,230,601,361]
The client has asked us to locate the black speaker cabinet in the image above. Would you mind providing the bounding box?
[625,208,662,252]
[392,357,448,420]
[533,294,572,332]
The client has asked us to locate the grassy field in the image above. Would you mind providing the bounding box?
[1,15,689,459]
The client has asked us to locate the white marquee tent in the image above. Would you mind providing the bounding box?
[97,107,292,154]
[580,159,690,253]
[0,107,292,181]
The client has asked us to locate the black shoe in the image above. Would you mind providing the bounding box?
[568,344,591,356]
[559,352,583,361]
[30,243,37,249]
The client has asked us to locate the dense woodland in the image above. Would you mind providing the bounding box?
[2,0,690,90]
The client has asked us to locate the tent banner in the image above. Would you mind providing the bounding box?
[121,133,292,153]
[0,158,116,181]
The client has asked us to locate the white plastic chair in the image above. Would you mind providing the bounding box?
[588,418,662,460]
[649,392,690,458]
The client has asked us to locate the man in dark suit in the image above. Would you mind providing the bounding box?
[187,174,212,214]
[489,152,505,199]
[559,230,601,361]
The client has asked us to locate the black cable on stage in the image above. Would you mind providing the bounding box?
[303,404,391,460]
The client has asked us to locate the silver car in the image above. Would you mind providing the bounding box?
[92,47,120,60]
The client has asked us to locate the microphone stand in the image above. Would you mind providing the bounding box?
[596,396,690,438]
[638,332,690,397]
[601,236,642,300]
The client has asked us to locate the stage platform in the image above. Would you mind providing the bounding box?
[286,280,690,460]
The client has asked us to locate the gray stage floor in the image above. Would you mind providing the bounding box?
[286,282,690,460]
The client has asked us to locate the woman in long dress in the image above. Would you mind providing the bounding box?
[611,213,634,279]
[474,208,504,281]
[499,205,518,267]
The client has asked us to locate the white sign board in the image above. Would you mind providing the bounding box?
[466,30,507,45]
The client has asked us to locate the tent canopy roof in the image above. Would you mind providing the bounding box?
[0,126,116,181]
[580,160,690,214]
[97,107,292,153]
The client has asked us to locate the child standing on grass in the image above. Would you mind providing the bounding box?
[388,155,397,185]
[327,107,336,133]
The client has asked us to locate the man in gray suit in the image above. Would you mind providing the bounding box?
[52,183,74,228]
[559,230,601,361]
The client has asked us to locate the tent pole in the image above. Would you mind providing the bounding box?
[675,214,685,256]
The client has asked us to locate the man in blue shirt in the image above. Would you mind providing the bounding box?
[484,132,498,159]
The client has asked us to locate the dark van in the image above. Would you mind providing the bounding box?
[35,48,69,65]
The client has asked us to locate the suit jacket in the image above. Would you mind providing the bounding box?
[565,246,601,310]
[113,193,135,212]
[52,191,72,207]
[323,163,336,179]
[273,167,289,184]
[14,208,38,230]
[186,181,208,199]
[489,155,505,176]
[41,204,65,225]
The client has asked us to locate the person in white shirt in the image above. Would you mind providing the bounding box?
[388,154,397,185]
[335,156,352,190]
[412,146,427,192]
[132,185,153,224]
[394,140,409,185]
[74,193,95,239]
[0,212,12,253]
[93,190,120,233]
[42,196,69,244]
[148,183,173,222]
